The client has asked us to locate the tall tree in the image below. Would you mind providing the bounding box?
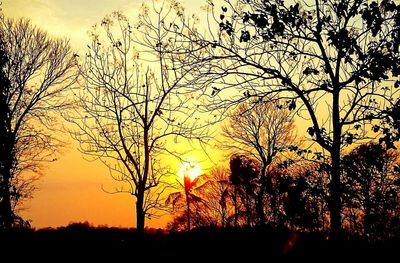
[171,0,400,239]
[0,18,76,229]
[222,100,298,225]
[68,7,207,233]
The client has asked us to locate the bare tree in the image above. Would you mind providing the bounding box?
[168,0,400,239]
[222,100,298,225]
[201,167,233,228]
[0,17,76,229]
[68,6,208,233]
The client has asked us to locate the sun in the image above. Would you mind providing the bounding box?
[178,162,202,181]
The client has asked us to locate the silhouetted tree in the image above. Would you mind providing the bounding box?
[170,0,400,240]
[68,8,207,233]
[0,17,76,229]
[229,154,260,227]
[342,143,400,239]
[223,100,298,225]
[166,172,208,231]
[279,163,329,232]
[200,167,233,228]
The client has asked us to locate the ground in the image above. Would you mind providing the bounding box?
[1,224,398,261]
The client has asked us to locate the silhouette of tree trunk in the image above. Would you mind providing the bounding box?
[185,189,191,231]
[0,17,76,229]
[233,187,239,227]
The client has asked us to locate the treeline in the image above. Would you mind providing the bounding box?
[168,142,400,241]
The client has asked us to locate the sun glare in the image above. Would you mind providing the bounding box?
[178,162,202,181]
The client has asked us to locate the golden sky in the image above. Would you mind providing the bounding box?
[3,0,215,229]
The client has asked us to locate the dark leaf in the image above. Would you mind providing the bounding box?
[395,80,400,88]
[346,134,353,144]
[307,127,315,137]
[372,125,380,132]
[240,30,250,42]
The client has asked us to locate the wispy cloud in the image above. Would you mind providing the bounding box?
[3,0,142,50]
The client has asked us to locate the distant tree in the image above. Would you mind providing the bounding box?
[170,0,400,239]
[229,154,260,227]
[166,171,208,231]
[0,18,76,229]
[342,143,400,239]
[200,167,233,228]
[68,8,207,233]
[279,163,329,232]
[223,100,298,225]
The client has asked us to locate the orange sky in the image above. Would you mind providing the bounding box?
[3,0,219,229]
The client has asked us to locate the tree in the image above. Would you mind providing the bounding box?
[0,18,76,229]
[200,167,233,228]
[166,170,208,231]
[229,154,260,227]
[222,100,297,225]
[68,7,207,233]
[279,162,329,232]
[171,0,400,239]
[342,143,400,239]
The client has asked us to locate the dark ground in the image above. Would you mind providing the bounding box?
[0,224,398,261]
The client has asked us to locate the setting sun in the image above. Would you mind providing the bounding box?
[178,162,202,181]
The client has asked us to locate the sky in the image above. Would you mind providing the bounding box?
[2,0,216,229]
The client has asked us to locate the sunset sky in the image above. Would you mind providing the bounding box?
[2,0,218,229]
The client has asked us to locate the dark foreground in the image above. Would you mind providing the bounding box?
[0,224,398,261]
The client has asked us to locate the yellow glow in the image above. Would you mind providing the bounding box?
[178,161,202,181]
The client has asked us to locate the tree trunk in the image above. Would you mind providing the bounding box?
[221,208,226,228]
[185,191,191,231]
[0,169,12,229]
[245,198,251,227]
[0,98,13,229]
[329,160,341,240]
[271,189,278,226]
[233,187,239,227]
[255,195,265,226]
[330,91,342,241]
[256,166,267,226]
[136,187,145,234]
[364,192,371,237]
[0,140,14,229]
